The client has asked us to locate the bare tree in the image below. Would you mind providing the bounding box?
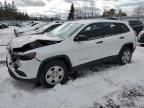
[134,5,144,16]
[74,1,100,19]
[102,8,127,17]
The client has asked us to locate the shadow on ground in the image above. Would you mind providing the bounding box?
[9,62,117,92]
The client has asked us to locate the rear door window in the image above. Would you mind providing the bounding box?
[103,23,121,36]
[118,23,130,33]
[103,22,130,36]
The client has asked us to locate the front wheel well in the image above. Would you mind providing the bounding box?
[37,55,73,80]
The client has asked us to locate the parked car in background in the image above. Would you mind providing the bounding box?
[137,30,144,46]
[17,22,62,37]
[14,22,48,37]
[7,19,136,88]
[128,20,143,36]
[0,23,8,29]
[19,21,38,28]
[0,23,4,29]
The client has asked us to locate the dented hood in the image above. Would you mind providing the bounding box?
[10,33,63,49]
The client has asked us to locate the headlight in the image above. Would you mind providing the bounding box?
[16,52,36,61]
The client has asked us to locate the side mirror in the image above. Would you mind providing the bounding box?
[74,34,88,41]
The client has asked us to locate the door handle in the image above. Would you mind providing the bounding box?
[96,41,103,44]
[119,37,125,39]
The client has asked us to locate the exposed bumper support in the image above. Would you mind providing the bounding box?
[6,57,36,82]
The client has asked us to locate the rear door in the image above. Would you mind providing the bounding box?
[71,23,105,66]
[103,23,129,57]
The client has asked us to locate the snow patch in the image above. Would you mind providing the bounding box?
[1,27,144,108]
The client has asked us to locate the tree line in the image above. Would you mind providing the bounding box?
[0,1,143,21]
[68,4,128,20]
[0,1,58,21]
[0,1,30,20]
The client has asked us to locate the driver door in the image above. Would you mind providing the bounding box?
[70,23,105,66]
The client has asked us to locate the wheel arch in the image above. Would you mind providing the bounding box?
[120,42,135,53]
[37,55,73,80]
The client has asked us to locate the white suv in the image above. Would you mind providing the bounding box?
[7,19,136,88]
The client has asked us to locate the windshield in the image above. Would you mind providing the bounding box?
[48,23,83,38]
[36,24,51,33]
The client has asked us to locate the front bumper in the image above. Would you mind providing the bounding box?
[6,57,36,82]
[6,49,41,82]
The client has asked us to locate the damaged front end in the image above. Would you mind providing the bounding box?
[13,39,62,53]
[6,39,62,73]
[7,33,63,63]
[6,39,62,80]
[6,34,63,80]
[10,39,62,62]
[7,39,62,63]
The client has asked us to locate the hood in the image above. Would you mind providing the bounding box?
[17,26,34,33]
[10,34,63,49]
[16,23,46,33]
[21,30,38,36]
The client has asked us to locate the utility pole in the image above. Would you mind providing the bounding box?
[91,0,94,18]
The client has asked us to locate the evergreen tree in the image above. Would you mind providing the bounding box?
[0,1,30,20]
[0,2,3,19]
[0,1,58,21]
[68,4,75,20]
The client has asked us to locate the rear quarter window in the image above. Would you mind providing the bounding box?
[118,23,130,33]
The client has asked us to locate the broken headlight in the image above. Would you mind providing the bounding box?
[16,52,36,61]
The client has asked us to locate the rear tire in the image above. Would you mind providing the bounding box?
[39,60,68,88]
[117,47,132,65]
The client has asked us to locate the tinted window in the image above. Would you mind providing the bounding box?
[102,23,112,36]
[103,23,130,36]
[111,23,121,35]
[45,24,61,32]
[79,23,104,40]
[103,23,121,36]
[118,23,130,33]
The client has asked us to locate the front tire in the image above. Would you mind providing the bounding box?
[117,47,132,65]
[39,60,68,88]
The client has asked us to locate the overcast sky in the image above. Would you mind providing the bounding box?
[0,0,143,18]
